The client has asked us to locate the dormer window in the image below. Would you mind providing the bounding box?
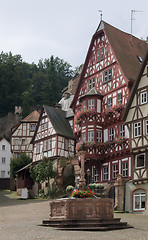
[88,99,95,109]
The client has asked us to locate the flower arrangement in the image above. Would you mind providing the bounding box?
[76,137,128,153]
[75,109,97,125]
[102,104,124,118]
[112,104,124,112]
[76,142,99,152]
[71,187,95,198]
[104,140,114,149]
[115,136,128,145]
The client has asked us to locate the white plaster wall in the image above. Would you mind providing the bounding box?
[0,139,11,178]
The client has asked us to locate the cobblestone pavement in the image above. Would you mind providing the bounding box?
[0,190,148,240]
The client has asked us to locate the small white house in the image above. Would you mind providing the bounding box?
[0,138,11,188]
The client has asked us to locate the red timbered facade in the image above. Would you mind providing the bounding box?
[71,20,147,190]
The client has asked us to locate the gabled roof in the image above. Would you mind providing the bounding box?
[80,87,102,100]
[10,110,40,137]
[22,110,40,122]
[71,20,148,109]
[101,21,147,81]
[31,106,74,143]
[123,49,148,121]
[44,105,74,139]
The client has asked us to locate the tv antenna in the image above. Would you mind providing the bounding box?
[99,10,103,21]
[131,10,143,42]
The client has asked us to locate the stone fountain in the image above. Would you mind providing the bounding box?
[42,151,132,230]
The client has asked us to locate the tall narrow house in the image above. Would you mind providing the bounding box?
[123,50,148,212]
[71,20,147,198]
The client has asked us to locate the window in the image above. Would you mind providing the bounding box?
[83,101,86,110]
[112,164,118,179]
[65,139,69,151]
[88,99,95,109]
[117,93,122,104]
[133,191,145,211]
[1,171,5,178]
[44,141,48,151]
[14,139,19,145]
[89,79,91,90]
[97,131,102,143]
[94,168,99,182]
[88,78,95,90]
[119,125,125,137]
[146,120,148,135]
[36,143,40,154]
[82,132,86,143]
[2,157,6,164]
[140,91,147,104]
[48,139,52,150]
[97,50,99,62]
[22,139,25,145]
[122,162,128,177]
[135,154,145,169]
[101,47,104,60]
[30,124,36,132]
[108,69,112,81]
[92,78,95,88]
[2,145,5,150]
[108,98,112,107]
[88,131,94,142]
[104,70,108,82]
[14,153,19,159]
[104,69,112,83]
[134,122,141,137]
[109,128,114,141]
[45,123,48,129]
[103,166,108,181]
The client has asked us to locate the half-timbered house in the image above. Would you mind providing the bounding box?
[10,110,40,159]
[31,105,75,185]
[123,49,148,212]
[71,20,148,206]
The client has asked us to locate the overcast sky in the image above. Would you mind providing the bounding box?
[0,0,147,69]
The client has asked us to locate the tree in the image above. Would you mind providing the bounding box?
[10,153,32,178]
[29,157,56,187]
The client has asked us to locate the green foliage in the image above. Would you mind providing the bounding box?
[29,157,56,185]
[66,185,74,193]
[0,52,74,117]
[88,183,105,194]
[47,182,59,199]
[10,153,32,178]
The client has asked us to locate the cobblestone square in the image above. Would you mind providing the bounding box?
[0,191,148,240]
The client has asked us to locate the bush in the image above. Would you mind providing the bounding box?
[47,182,59,199]
[66,185,74,193]
[88,183,105,194]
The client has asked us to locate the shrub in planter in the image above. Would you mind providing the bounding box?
[66,185,74,194]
